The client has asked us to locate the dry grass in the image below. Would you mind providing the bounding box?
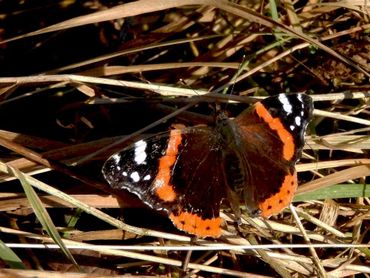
[0,0,369,277]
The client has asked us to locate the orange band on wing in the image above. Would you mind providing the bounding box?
[170,212,222,238]
[153,130,182,202]
[259,172,297,217]
[255,102,295,161]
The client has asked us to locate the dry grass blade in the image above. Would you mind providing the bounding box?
[1,75,369,102]
[0,194,121,212]
[314,109,370,126]
[0,0,208,44]
[0,269,112,278]
[0,228,260,277]
[290,205,327,277]
[296,208,346,238]
[298,165,370,194]
[297,159,370,172]
[0,75,209,97]
[81,62,240,77]
[0,130,67,150]
[0,132,111,193]
[305,135,370,153]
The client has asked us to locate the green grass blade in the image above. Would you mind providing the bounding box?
[268,0,279,21]
[294,183,370,202]
[9,166,80,270]
[0,238,26,269]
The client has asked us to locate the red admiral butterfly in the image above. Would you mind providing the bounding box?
[102,93,313,238]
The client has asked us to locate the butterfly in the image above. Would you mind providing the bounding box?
[102,93,313,238]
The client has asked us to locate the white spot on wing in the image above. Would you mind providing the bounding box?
[112,154,121,164]
[295,116,302,126]
[143,174,151,181]
[134,140,147,165]
[130,171,140,182]
[290,125,295,131]
[278,94,293,114]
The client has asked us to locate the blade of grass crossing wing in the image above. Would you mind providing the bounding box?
[0,238,26,269]
[10,167,80,269]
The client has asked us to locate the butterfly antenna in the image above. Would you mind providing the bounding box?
[179,79,222,124]
[221,54,248,114]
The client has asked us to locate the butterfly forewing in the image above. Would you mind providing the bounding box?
[102,127,228,237]
[102,134,173,211]
[233,93,313,216]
